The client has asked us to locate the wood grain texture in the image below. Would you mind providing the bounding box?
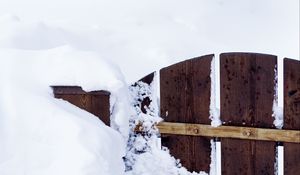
[52,86,110,126]
[156,122,300,143]
[155,122,300,143]
[160,55,213,172]
[284,58,300,175]
[220,53,277,175]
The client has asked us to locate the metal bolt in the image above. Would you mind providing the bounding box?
[194,128,199,134]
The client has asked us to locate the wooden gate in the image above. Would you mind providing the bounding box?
[50,53,299,174]
[159,53,300,174]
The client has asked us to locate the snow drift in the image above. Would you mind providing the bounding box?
[0,46,130,175]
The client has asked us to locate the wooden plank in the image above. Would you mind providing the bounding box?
[52,86,110,125]
[220,53,277,175]
[160,59,193,171]
[160,55,213,172]
[284,58,300,175]
[154,122,300,143]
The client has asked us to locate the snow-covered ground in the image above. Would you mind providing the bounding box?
[0,0,299,175]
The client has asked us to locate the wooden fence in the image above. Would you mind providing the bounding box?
[159,53,300,175]
[50,52,299,174]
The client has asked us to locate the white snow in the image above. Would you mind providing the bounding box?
[125,76,208,175]
[1,0,298,83]
[208,56,221,175]
[272,64,284,129]
[272,104,283,129]
[209,56,221,127]
[209,140,217,175]
[276,146,284,175]
[0,46,130,175]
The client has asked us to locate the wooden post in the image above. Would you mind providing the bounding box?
[220,53,277,174]
[284,58,300,175]
[160,55,213,172]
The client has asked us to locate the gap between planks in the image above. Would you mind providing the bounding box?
[152,122,300,143]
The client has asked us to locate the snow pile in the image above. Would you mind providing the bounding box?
[125,77,207,175]
[0,46,130,175]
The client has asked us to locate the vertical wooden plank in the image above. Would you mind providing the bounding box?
[160,59,191,170]
[220,53,277,175]
[160,55,213,172]
[284,58,300,175]
[190,56,213,170]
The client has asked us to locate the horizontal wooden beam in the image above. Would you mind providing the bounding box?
[157,122,300,143]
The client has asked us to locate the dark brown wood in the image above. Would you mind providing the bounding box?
[139,72,155,85]
[284,58,300,175]
[52,86,110,125]
[160,55,213,172]
[220,53,277,175]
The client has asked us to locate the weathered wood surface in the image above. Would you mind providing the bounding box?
[284,58,300,175]
[160,55,213,172]
[220,53,277,175]
[52,86,110,125]
[155,122,300,143]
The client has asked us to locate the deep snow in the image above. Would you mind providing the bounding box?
[0,46,130,175]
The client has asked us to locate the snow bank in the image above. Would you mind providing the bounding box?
[0,46,130,174]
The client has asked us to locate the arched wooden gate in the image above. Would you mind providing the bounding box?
[159,53,299,175]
